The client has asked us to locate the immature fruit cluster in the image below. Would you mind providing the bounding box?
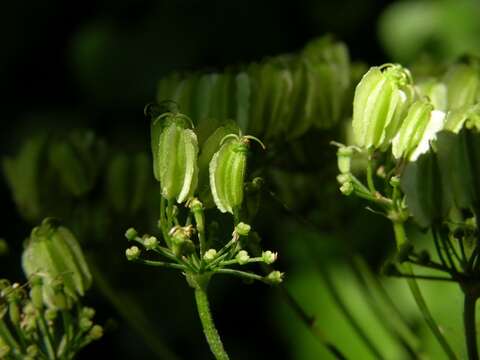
[156,36,354,143]
[22,218,92,309]
[352,64,413,150]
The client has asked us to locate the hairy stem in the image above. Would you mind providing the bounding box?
[194,288,230,360]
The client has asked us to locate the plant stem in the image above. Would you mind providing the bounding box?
[194,287,230,360]
[38,312,57,360]
[464,292,479,360]
[316,261,384,360]
[366,154,376,194]
[393,221,457,360]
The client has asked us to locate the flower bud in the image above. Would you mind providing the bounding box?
[88,324,104,340]
[262,251,278,264]
[79,317,93,332]
[209,134,265,214]
[152,113,199,203]
[203,249,217,262]
[82,307,95,319]
[236,250,250,265]
[125,246,141,261]
[143,236,158,250]
[235,222,251,237]
[170,226,196,257]
[339,181,354,196]
[352,64,413,150]
[124,228,138,241]
[266,271,284,285]
[389,176,400,188]
[22,218,92,309]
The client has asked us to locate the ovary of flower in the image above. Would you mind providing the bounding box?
[410,110,446,161]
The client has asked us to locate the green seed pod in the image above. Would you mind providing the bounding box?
[416,79,448,111]
[392,99,445,160]
[2,134,48,222]
[444,63,479,110]
[444,104,480,133]
[48,130,106,197]
[153,113,199,203]
[22,218,92,309]
[352,64,413,150]
[106,152,151,214]
[209,134,265,214]
[197,122,239,208]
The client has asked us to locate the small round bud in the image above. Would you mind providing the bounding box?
[188,198,203,212]
[79,317,93,332]
[88,324,104,340]
[336,173,351,184]
[262,251,278,264]
[389,176,400,188]
[143,236,158,250]
[266,271,284,285]
[340,182,354,196]
[203,249,217,262]
[81,307,95,320]
[236,250,250,265]
[125,246,141,261]
[235,222,251,237]
[125,228,138,241]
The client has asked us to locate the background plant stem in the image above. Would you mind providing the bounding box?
[392,221,457,360]
[464,292,479,360]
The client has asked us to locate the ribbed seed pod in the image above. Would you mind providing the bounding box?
[209,134,264,214]
[392,99,443,161]
[444,63,479,110]
[352,64,413,150]
[22,218,92,309]
[154,114,199,203]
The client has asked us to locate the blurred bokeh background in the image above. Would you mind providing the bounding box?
[1,0,480,359]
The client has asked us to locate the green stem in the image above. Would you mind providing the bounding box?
[194,287,230,360]
[38,312,57,360]
[214,268,266,283]
[316,261,384,360]
[393,221,457,360]
[192,206,207,257]
[464,292,479,360]
[0,320,21,359]
[366,154,377,194]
